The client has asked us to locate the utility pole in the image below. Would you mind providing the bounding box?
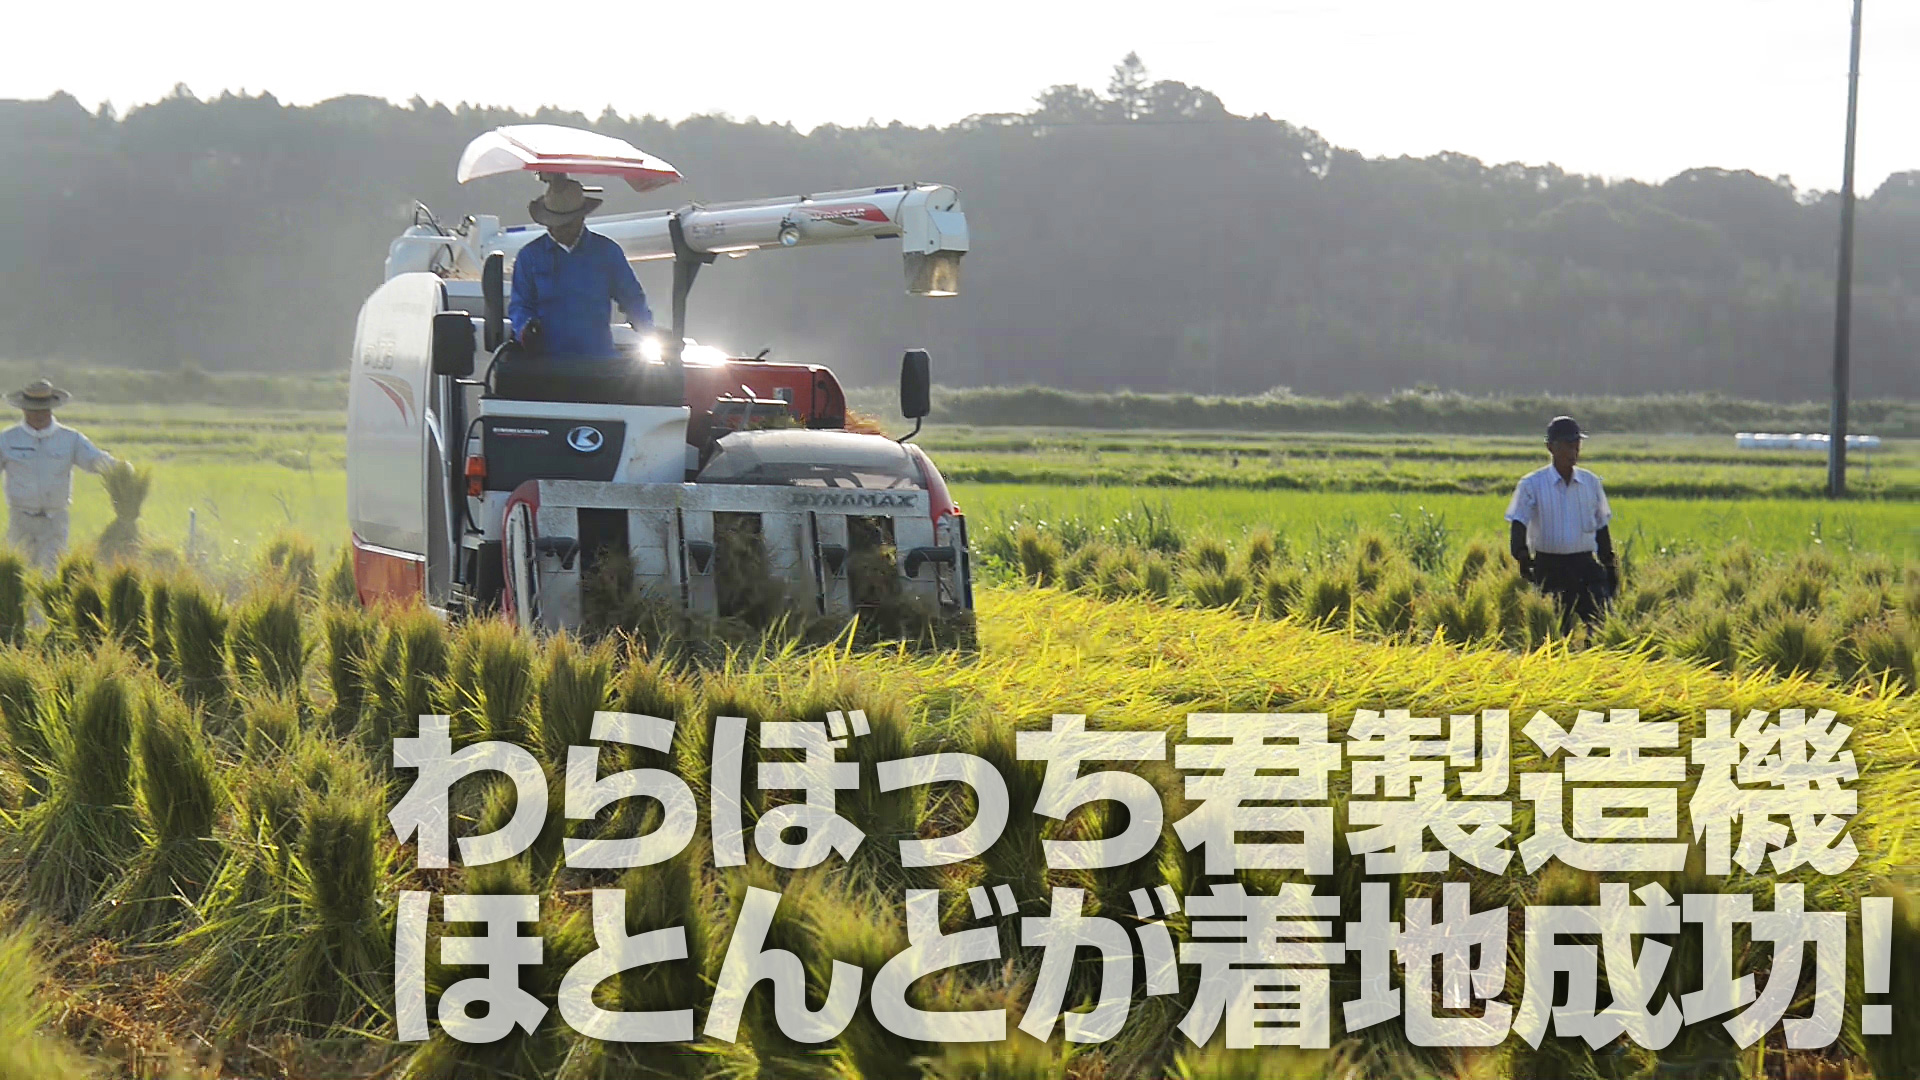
[1828,0,1864,498]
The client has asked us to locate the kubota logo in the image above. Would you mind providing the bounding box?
[787,491,917,509]
[567,426,605,453]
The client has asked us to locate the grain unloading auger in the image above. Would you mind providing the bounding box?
[345,124,973,633]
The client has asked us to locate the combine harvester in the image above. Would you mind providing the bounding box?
[345,125,973,633]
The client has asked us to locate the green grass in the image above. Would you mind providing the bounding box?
[962,485,1920,559]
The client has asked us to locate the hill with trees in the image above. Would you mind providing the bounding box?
[2,54,1915,400]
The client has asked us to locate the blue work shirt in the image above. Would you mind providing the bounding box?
[507,229,653,359]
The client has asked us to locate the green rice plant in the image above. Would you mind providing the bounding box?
[399,857,591,1080]
[229,586,306,699]
[20,663,144,921]
[1360,572,1420,637]
[971,709,1046,958]
[1172,1045,1332,1079]
[1109,498,1184,554]
[1185,567,1250,611]
[1454,538,1496,594]
[1390,504,1453,574]
[475,769,567,885]
[102,686,225,937]
[691,672,777,829]
[322,544,358,606]
[364,603,448,750]
[1718,539,1757,579]
[1747,611,1833,678]
[448,616,538,746]
[242,693,301,760]
[723,865,842,1080]
[1508,865,1606,1080]
[1300,567,1355,627]
[40,561,109,652]
[1259,565,1304,619]
[1904,564,1920,621]
[0,551,26,646]
[788,673,921,896]
[289,790,390,1009]
[0,652,52,802]
[1715,571,1749,606]
[103,563,147,657]
[1014,526,1061,587]
[1647,860,1741,1080]
[1838,613,1917,693]
[1671,608,1738,673]
[922,1036,1062,1080]
[0,925,94,1080]
[1837,584,1894,637]
[1241,528,1278,575]
[1419,587,1495,645]
[145,575,176,681]
[321,603,378,738]
[168,580,234,720]
[1091,547,1144,600]
[1854,553,1897,589]
[1059,541,1108,592]
[1792,545,1837,585]
[816,893,921,1080]
[1771,570,1828,614]
[1139,553,1175,600]
[553,849,716,1080]
[1189,536,1231,575]
[579,547,681,644]
[181,786,393,1036]
[1593,608,1654,652]
[1492,575,1560,651]
[257,529,319,596]
[1861,885,1920,1080]
[95,459,152,563]
[539,633,615,767]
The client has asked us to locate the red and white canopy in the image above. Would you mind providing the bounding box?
[455,124,682,193]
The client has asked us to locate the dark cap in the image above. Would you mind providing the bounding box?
[1546,415,1586,443]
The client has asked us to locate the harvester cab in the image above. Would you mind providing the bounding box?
[346,124,973,633]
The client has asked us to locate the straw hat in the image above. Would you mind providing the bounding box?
[6,379,71,411]
[529,176,604,227]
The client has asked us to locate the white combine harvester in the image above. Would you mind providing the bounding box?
[345,125,973,632]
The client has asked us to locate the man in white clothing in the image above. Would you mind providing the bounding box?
[2,380,117,570]
[1505,414,1616,631]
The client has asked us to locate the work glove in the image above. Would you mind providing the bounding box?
[519,319,545,354]
[1518,558,1535,585]
[1603,561,1619,599]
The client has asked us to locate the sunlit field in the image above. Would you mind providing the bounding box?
[0,401,1915,1079]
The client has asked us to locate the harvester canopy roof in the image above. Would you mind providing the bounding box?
[456,124,683,193]
[697,430,924,489]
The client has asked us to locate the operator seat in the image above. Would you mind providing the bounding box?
[485,344,685,407]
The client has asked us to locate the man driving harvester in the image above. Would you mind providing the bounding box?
[1506,415,1618,631]
[508,175,653,360]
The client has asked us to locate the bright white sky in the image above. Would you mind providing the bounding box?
[13,0,1917,194]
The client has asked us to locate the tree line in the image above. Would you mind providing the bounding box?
[2,54,1915,401]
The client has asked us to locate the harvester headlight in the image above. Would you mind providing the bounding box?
[638,335,663,363]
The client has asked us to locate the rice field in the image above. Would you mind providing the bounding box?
[1,403,1912,1077]
[0,525,1911,1079]
[44,405,1919,573]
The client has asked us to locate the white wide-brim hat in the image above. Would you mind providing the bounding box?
[6,379,70,410]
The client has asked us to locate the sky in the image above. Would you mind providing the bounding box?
[11,0,1917,195]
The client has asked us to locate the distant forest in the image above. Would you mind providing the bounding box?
[4,55,1916,400]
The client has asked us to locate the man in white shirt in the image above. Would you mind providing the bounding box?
[1505,415,1617,630]
[2,380,117,570]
